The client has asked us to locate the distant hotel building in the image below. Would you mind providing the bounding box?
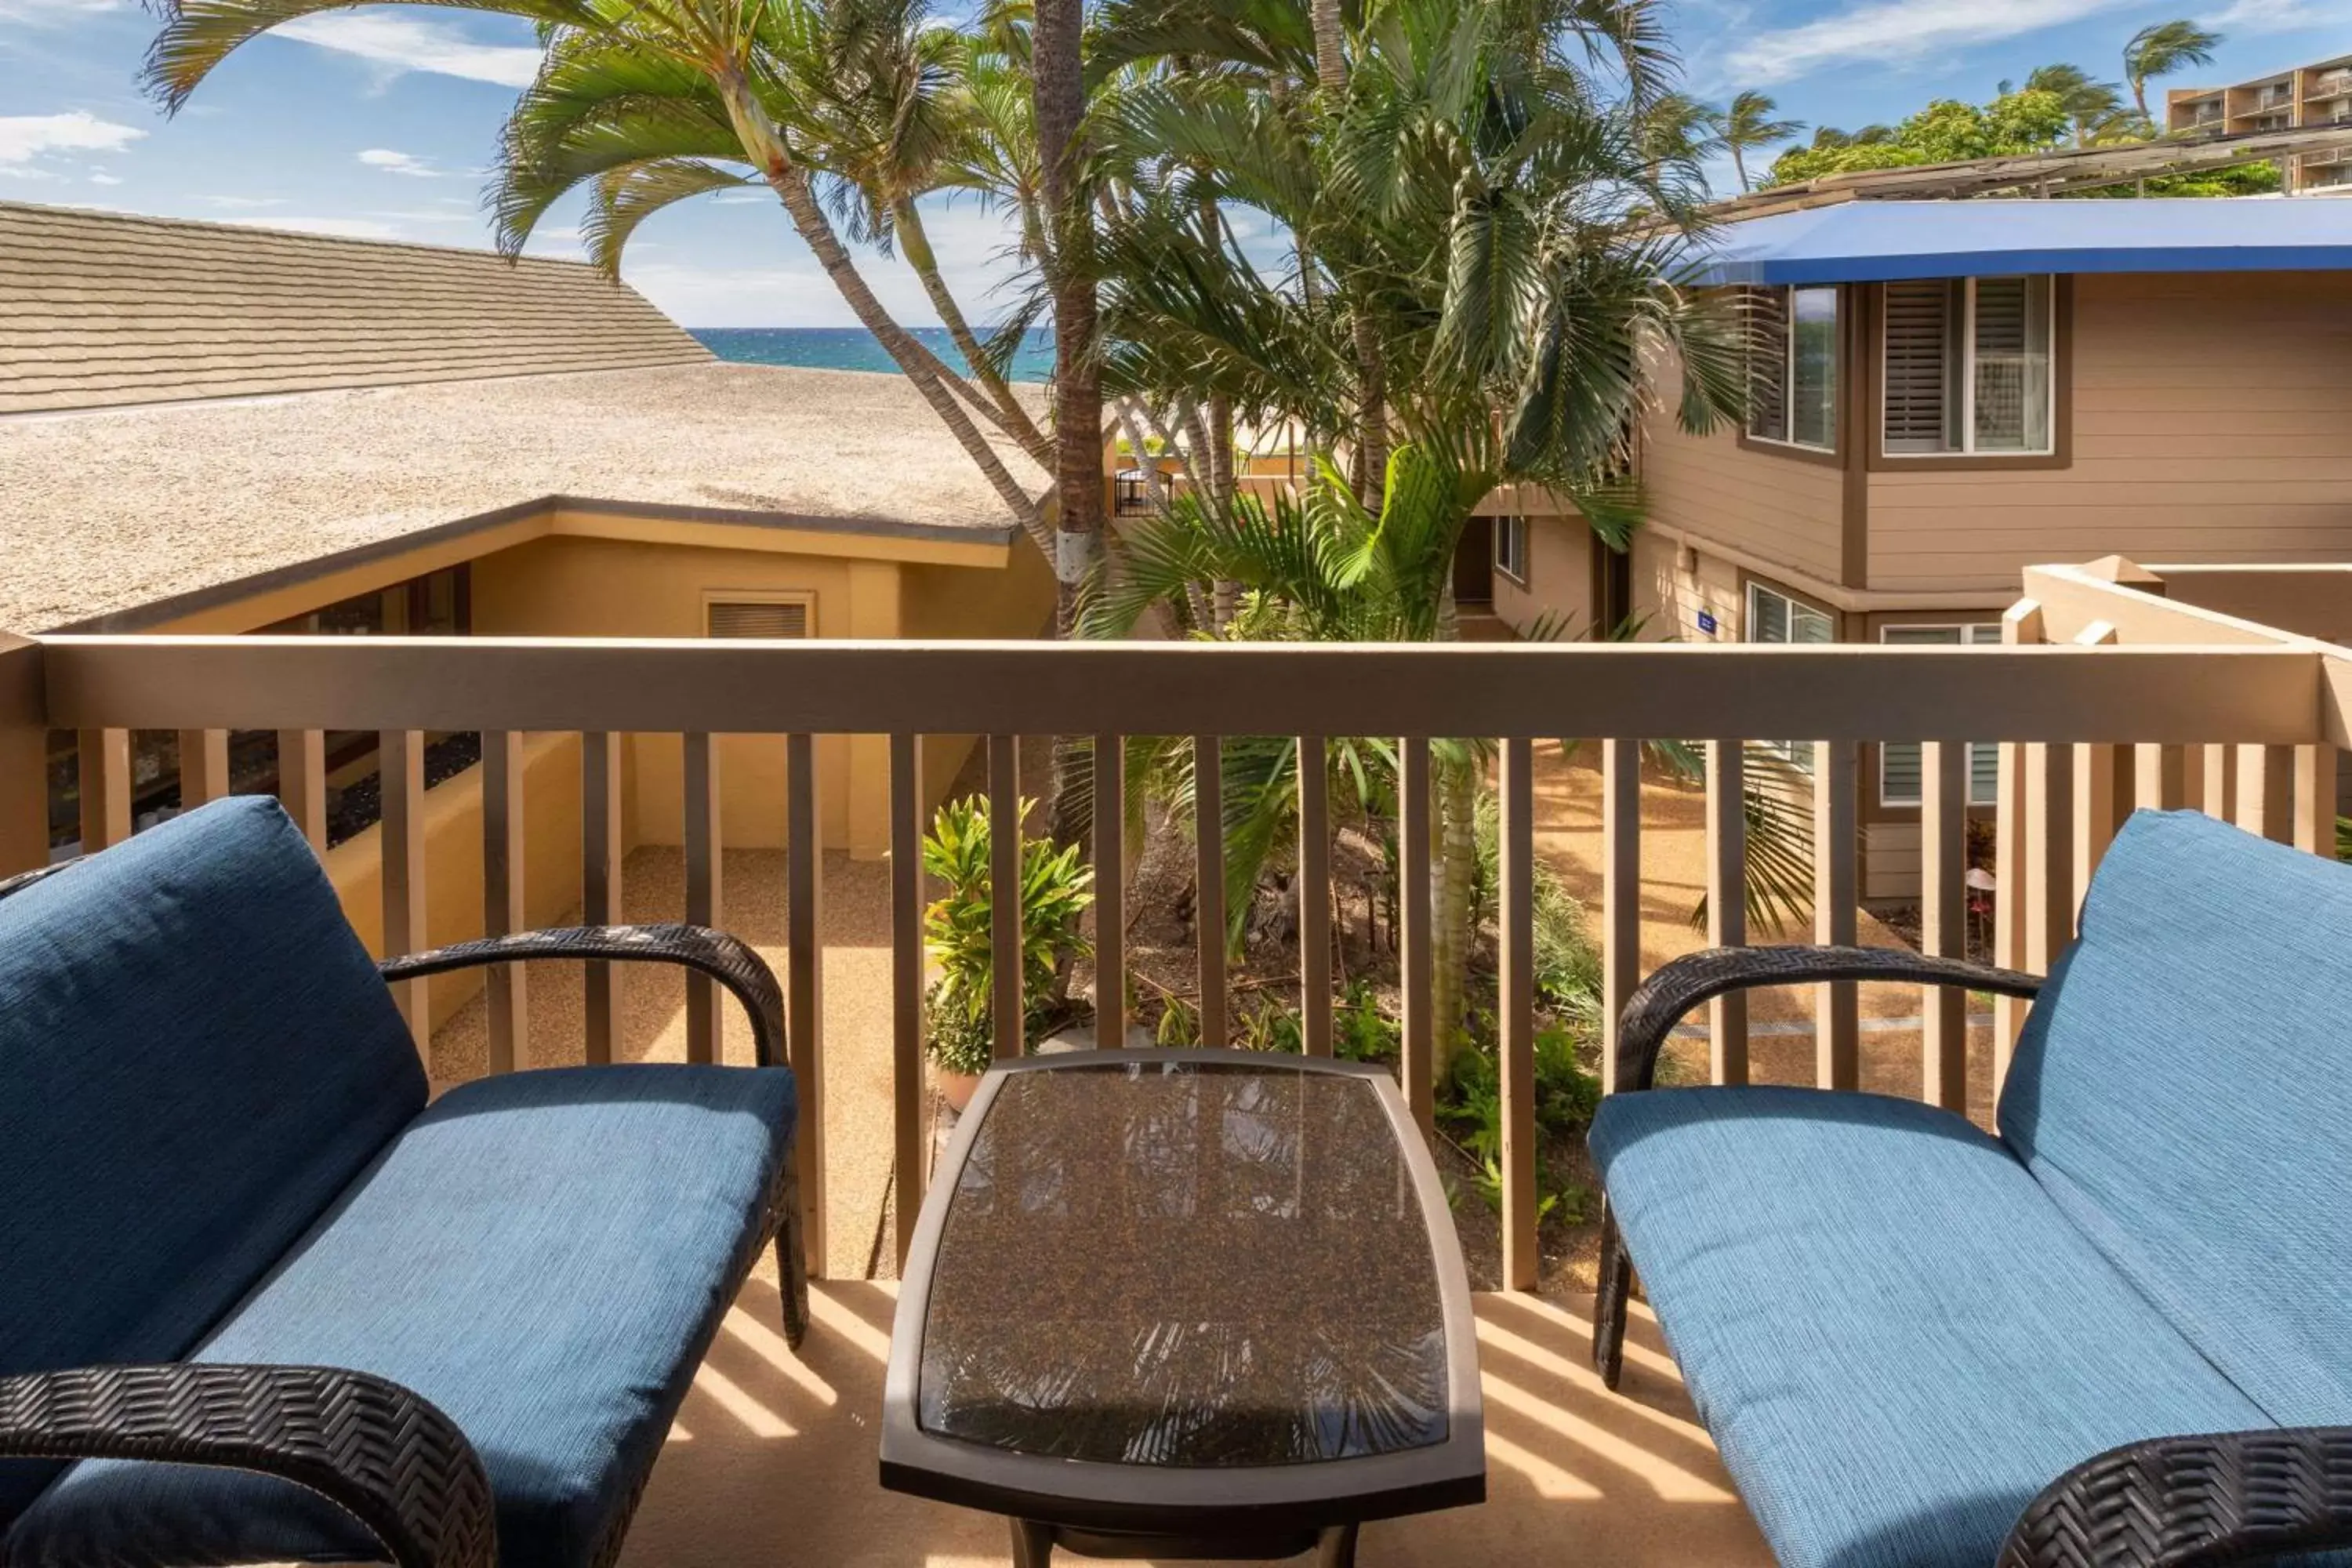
[2167,52,2352,194]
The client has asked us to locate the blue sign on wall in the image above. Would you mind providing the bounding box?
[1696,609,1719,636]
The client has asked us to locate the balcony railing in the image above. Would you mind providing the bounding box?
[4,572,2347,1285]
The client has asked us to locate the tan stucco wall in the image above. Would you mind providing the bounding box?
[898,539,1058,812]
[1869,271,2352,591]
[1639,347,1848,590]
[326,730,583,1033]
[1631,528,1749,644]
[1492,514,1595,637]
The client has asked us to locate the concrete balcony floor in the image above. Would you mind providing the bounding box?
[619,1260,1772,1568]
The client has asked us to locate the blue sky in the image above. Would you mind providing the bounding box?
[0,0,2341,326]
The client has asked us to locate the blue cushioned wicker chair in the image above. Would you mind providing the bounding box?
[0,797,808,1568]
[1587,809,2352,1568]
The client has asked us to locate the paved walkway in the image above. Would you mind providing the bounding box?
[1530,746,2002,1123]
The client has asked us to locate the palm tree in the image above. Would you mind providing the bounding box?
[1032,0,1105,638]
[145,0,1055,556]
[1717,89,1803,192]
[2123,20,2223,123]
[2022,62,2126,147]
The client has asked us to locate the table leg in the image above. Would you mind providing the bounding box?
[1316,1523,1359,1567]
[1011,1518,1054,1567]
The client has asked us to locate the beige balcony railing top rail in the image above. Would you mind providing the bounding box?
[2,615,2344,1290]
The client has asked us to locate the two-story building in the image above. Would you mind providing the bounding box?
[1488,198,2352,898]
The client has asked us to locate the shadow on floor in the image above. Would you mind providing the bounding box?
[620,1267,1770,1568]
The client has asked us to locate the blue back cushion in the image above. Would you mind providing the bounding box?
[0,797,427,1522]
[2000,809,2352,1425]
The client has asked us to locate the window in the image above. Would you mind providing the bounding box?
[1494,515,1529,586]
[1747,581,1835,646]
[1882,276,2054,456]
[1748,583,1835,768]
[706,597,813,638]
[1878,624,2001,807]
[1745,285,1839,452]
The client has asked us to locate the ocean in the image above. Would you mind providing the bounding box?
[692,327,1052,383]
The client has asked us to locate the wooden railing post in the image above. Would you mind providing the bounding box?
[582,732,623,1065]
[1497,736,1537,1291]
[891,733,925,1271]
[78,730,131,852]
[683,731,721,1063]
[988,735,1023,1060]
[1298,735,1333,1056]
[1398,737,1435,1134]
[1993,599,2043,1079]
[1920,740,1969,1112]
[1600,739,1640,1098]
[1704,739,1747,1085]
[380,728,428,1050]
[2294,745,2338,858]
[786,731,826,1276]
[1091,733,1124,1048]
[1812,739,1858,1091]
[276,729,326,853]
[484,729,528,1073]
[0,635,45,880]
[1192,735,1225,1050]
[178,730,230,808]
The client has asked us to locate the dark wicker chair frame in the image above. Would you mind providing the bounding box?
[1592,944,2352,1568]
[0,859,810,1568]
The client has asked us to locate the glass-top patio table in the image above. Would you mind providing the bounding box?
[880,1050,1485,1566]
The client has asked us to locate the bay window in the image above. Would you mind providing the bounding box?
[1745,285,1839,452]
[1882,275,2054,456]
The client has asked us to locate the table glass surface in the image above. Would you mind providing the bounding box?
[916,1059,1448,1468]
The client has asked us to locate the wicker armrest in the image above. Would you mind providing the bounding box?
[1613,944,2043,1094]
[0,861,71,902]
[0,1363,495,1568]
[1999,1427,2352,1568]
[380,924,786,1069]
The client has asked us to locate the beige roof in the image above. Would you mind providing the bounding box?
[0,360,1044,631]
[0,199,710,415]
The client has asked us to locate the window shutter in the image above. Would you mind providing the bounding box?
[1882,281,1957,452]
[1744,288,1789,442]
[1971,276,2049,452]
[706,600,811,639]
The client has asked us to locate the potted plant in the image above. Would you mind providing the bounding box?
[920,793,1094,1109]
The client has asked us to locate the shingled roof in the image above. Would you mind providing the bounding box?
[0,200,710,415]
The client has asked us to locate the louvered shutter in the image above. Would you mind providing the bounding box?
[1744,288,1788,442]
[706,600,811,638]
[1882,280,1958,453]
[1971,276,2049,452]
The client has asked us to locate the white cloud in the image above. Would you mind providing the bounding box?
[2201,0,2327,31]
[1722,0,2132,85]
[273,11,540,88]
[87,172,122,185]
[202,194,287,209]
[358,147,439,177]
[227,214,407,241]
[0,111,147,169]
[0,0,122,22]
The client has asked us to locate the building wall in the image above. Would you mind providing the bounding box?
[899,536,1058,809]
[1630,528,1750,643]
[1869,270,2352,591]
[327,730,583,1035]
[1639,347,1849,589]
[1491,514,1595,637]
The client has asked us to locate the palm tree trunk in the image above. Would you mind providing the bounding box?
[893,198,1053,466]
[1311,0,1346,93]
[1033,0,1102,641]
[1352,313,1387,509]
[717,76,1054,560]
[1730,143,1748,191]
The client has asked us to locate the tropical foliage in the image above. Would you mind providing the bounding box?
[921,795,1095,1071]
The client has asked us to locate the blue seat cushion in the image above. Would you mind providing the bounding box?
[4,1064,796,1568]
[1592,1085,2267,1568]
[2001,809,2352,1428]
[0,797,425,1525]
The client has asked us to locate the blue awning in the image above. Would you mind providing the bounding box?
[1679,198,2352,285]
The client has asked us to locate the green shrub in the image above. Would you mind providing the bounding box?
[1237,996,1303,1053]
[1334,978,1400,1062]
[921,794,1093,1067]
